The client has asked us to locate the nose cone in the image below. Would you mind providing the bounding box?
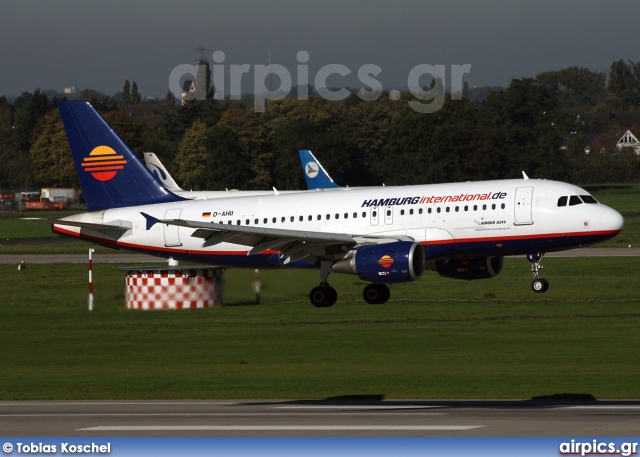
[602,206,624,233]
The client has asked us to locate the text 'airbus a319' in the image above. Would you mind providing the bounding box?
[50,101,623,307]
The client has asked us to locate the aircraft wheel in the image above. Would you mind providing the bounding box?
[363,283,390,304]
[531,278,549,293]
[326,287,338,308]
[309,286,337,308]
[378,284,391,304]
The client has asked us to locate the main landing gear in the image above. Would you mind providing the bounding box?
[309,261,338,308]
[363,283,390,304]
[527,252,549,293]
[308,261,392,307]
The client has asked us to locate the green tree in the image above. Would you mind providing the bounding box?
[131,81,141,103]
[481,78,568,180]
[29,109,78,187]
[123,80,131,103]
[536,67,607,109]
[173,119,211,190]
[607,59,640,110]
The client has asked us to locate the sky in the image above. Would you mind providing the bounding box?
[2,0,640,99]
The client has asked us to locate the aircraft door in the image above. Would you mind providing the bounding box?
[164,208,182,246]
[370,207,379,226]
[514,186,534,225]
[384,206,393,225]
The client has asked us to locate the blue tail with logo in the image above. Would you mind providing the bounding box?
[58,101,186,212]
[298,149,341,190]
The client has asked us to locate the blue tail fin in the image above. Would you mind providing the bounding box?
[58,101,186,211]
[298,149,341,189]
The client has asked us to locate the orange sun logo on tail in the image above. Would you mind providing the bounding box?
[378,255,394,268]
[81,146,127,181]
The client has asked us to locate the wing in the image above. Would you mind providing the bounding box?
[141,212,414,265]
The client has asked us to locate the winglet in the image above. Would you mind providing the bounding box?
[522,171,529,180]
[298,150,340,189]
[140,212,161,230]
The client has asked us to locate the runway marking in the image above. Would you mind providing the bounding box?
[0,401,238,406]
[0,413,444,417]
[80,425,482,431]
[559,405,640,410]
[270,406,443,410]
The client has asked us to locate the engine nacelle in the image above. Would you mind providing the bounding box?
[332,241,425,283]
[430,256,504,280]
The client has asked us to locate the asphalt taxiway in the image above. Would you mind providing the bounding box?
[2,399,640,437]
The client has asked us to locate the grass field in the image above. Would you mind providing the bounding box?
[1,257,639,400]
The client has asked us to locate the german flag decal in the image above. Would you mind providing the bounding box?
[81,145,127,182]
[378,255,394,268]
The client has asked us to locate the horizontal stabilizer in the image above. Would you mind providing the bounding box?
[28,218,131,234]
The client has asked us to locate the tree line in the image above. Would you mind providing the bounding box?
[1,59,639,192]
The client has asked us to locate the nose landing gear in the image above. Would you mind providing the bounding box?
[527,252,549,293]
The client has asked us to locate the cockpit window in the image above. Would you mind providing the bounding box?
[569,195,583,206]
[580,195,598,204]
[557,196,568,207]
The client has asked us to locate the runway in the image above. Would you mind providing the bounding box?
[0,248,639,264]
[2,399,640,436]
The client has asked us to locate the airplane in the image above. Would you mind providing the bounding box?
[51,101,624,308]
[142,149,341,200]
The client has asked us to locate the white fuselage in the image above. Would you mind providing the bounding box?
[54,178,623,268]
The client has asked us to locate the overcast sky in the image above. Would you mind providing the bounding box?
[2,0,640,98]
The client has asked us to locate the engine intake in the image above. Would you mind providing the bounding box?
[430,256,504,280]
[332,241,425,283]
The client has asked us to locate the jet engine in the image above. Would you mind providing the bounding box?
[332,241,425,283]
[429,256,504,280]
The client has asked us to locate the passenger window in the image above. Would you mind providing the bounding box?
[344,213,348,219]
[473,205,477,211]
[362,212,366,218]
[581,195,598,204]
[254,219,258,224]
[353,212,357,218]
[482,204,487,210]
[428,208,432,214]
[245,219,250,225]
[557,196,568,207]
[419,208,423,214]
[372,211,377,217]
[281,217,285,223]
[290,216,295,222]
[317,215,321,220]
[272,217,276,223]
[492,204,496,210]
[464,205,468,211]
[326,214,330,220]
[501,203,505,209]
[386,209,391,216]
[308,215,312,221]
[335,213,339,219]
[569,195,583,206]
[409,209,414,215]
[263,218,267,224]
[236,220,241,225]
[299,216,303,221]
[400,209,405,215]
[437,207,441,213]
